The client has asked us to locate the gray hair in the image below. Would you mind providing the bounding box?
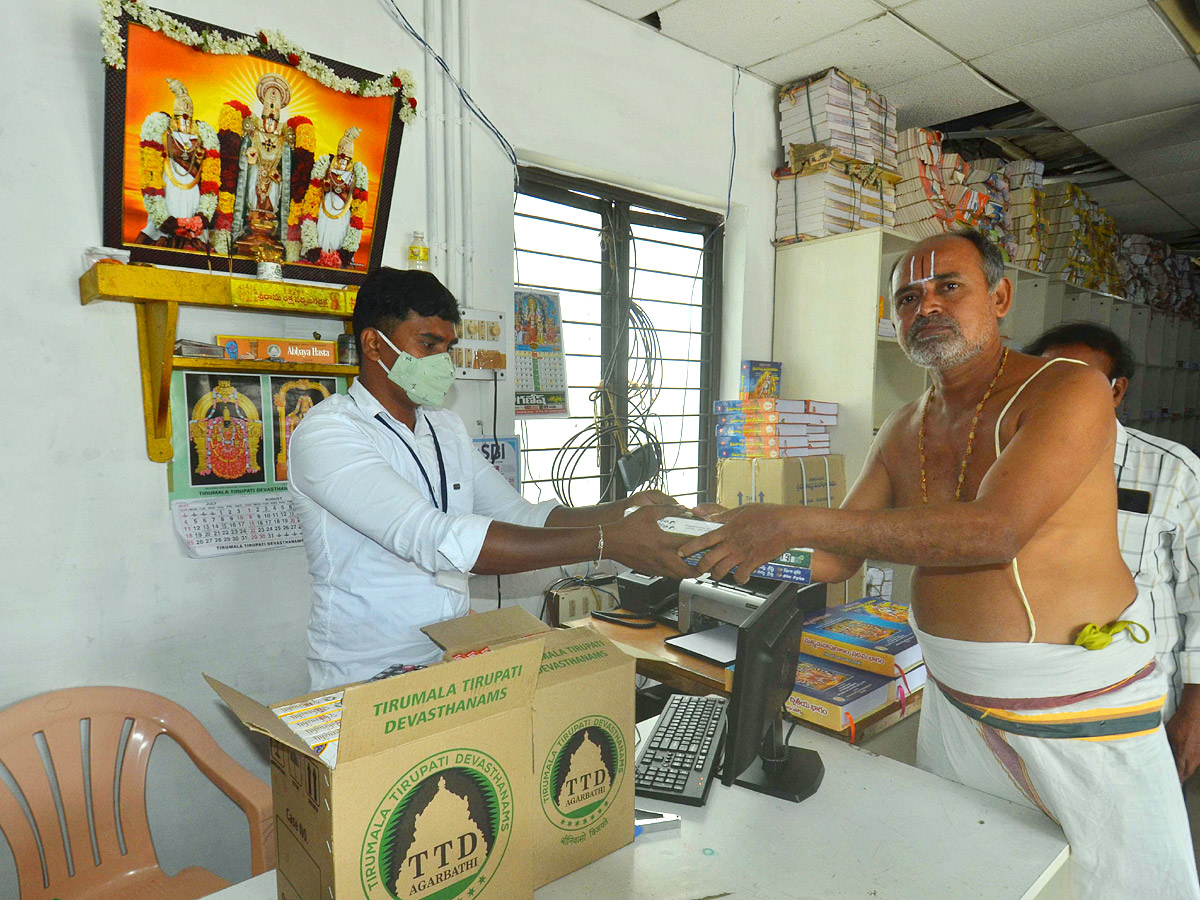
[949,227,1005,291]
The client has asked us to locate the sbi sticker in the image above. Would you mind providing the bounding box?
[360,749,512,899]
[540,715,626,830]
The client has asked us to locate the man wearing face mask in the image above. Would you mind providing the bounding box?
[288,267,696,690]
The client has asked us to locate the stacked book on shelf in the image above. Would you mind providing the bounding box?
[774,143,898,243]
[1119,234,1200,317]
[785,597,926,734]
[1005,160,1048,271]
[961,158,1016,262]
[894,129,1008,244]
[1042,182,1124,295]
[773,68,898,244]
[778,68,897,169]
[714,361,837,459]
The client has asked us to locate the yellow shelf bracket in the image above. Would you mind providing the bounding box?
[135,300,179,462]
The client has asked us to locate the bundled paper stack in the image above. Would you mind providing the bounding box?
[1041,183,1124,295]
[894,128,950,237]
[894,130,1007,242]
[961,158,1016,261]
[1004,160,1047,270]
[714,398,837,458]
[1119,234,1200,316]
[778,68,897,169]
[774,143,897,243]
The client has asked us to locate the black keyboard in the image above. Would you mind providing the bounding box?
[634,693,727,807]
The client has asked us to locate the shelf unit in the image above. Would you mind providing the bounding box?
[771,226,1200,604]
[80,263,358,462]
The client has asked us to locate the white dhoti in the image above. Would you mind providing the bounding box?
[914,593,1199,899]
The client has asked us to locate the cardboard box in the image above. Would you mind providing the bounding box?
[716,454,847,509]
[217,334,338,364]
[424,608,634,889]
[207,628,545,900]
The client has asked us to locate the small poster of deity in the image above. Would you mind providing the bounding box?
[270,376,336,481]
[513,289,568,418]
[184,373,266,487]
[168,370,348,505]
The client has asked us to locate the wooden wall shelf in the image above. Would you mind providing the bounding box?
[80,262,358,462]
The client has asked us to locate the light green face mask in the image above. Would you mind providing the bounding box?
[376,331,455,407]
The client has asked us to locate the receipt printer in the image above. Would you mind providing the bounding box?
[678,574,799,632]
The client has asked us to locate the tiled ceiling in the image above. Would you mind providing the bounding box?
[586,0,1200,252]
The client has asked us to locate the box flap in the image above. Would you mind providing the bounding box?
[537,625,632,687]
[205,674,323,763]
[423,605,550,656]
[336,636,545,762]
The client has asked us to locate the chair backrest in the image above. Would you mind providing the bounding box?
[0,686,272,899]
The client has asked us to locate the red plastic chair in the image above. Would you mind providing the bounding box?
[0,686,274,900]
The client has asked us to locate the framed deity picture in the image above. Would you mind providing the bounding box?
[101,4,417,285]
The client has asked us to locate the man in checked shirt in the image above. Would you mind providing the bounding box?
[1030,322,1200,781]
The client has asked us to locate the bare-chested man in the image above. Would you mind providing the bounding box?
[682,230,1199,897]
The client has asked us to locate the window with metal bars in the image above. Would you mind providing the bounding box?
[513,167,722,509]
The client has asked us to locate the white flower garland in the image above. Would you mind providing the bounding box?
[196,121,220,221]
[101,1,418,123]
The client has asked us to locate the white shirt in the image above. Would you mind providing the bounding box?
[1114,421,1200,720]
[288,380,559,690]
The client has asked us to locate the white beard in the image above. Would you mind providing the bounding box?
[904,324,988,370]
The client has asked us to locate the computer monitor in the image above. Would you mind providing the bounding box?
[721,579,827,803]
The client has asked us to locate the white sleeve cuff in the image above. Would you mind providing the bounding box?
[436,513,495,573]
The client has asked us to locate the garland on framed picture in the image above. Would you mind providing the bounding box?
[100,0,417,284]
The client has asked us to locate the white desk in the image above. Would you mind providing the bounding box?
[208,723,1068,900]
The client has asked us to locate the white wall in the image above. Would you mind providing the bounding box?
[0,0,778,890]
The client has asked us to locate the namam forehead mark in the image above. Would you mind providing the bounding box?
[891,237,979,301]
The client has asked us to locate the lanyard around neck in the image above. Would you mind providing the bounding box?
[373,412,448,512]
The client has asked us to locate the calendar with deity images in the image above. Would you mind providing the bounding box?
[167,370,345,556]
[513,289,568,417]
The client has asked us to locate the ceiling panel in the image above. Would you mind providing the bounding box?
[1089,195,1195,234]
[1141,170,1200,196]
[749,12,957,88]
[971,7,1186,98]
[1110,138,1200,179]
[1029,59,1200,132]
[1168,190,1200,224]
[882,63,1015,129]
[896,0,1143,61]
[1074,180,1158,208]
[660,0,883,67]
[583,0,664,18]
[1076,104,1200,157]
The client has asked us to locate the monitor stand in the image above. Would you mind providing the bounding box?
[734,717,824,803]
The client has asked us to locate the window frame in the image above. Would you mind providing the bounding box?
[515,166,724,505]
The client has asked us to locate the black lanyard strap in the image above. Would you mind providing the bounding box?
[374,413,449,512]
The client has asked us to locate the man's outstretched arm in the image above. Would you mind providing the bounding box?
[683,365,1116,583]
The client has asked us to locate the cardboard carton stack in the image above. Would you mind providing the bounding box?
[785,597,927,734]
[1042,183,1124,295]
[778,68,897,169]
[774,143,898,243]
[1004,159,1047,270]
